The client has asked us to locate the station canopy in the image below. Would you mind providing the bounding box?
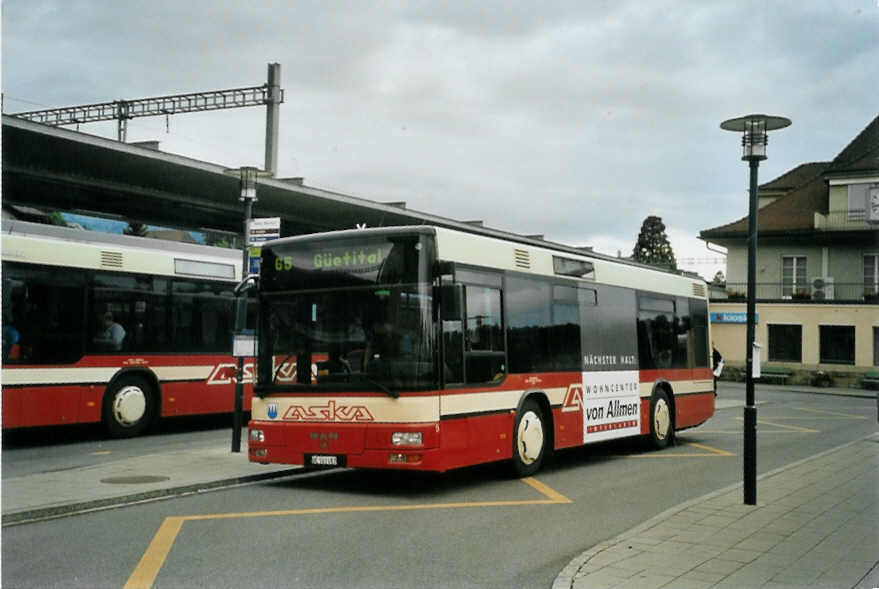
[2,114,606,261]
[2,115,427,238]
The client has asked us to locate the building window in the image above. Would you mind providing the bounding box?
[782,256,807,298]
[819,325,855,365]
[768,324,802,363]
[874,327,879,367]
[865,255,879,297]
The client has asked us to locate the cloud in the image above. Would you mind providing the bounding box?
[3,0,876,280]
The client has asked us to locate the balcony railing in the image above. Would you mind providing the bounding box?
[814,209,879,232]
[717,282,879,303]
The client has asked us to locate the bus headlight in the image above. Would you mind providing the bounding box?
[249,429,265,443]
[391,432,422,446]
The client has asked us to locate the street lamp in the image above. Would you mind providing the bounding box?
[227,166,262,453]
[720,114,791,505]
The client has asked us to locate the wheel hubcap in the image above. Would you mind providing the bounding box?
[517,411,544,465]
[654,398,670,440]
[113,386,147,426]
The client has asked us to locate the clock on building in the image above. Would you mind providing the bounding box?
[870,186,879,221]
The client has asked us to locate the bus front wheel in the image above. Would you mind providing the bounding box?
[510,398,547,477]
[102,376,156,438]
[649,388,673,449]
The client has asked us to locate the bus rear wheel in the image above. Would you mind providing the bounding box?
[510,399,547,477]
[649,388,673,449]
[103,376,156,438]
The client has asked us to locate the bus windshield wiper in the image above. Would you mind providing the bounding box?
[361,376,399,399]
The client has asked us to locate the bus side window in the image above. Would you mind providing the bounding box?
[464,285,504,384]
[637,295,676,370]
[441,286,464,384]
[6,265,86,364]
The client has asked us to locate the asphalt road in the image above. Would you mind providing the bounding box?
[2,384,876,589]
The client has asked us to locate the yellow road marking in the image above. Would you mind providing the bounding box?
[697,429,818,434]
[89,450,112,456]
[731,416,821,433]
[684,442,735,456]
[755,419,820,433]
[521,476,573,503]
[124,517,184,589]
[125,476,569,588]
[750,416,865,420]
[793,406,869,419]
[618,441,734,458]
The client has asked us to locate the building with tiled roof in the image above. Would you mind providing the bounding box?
[700,113,879,386]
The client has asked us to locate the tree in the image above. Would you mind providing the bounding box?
[47,211,68,227]
[632,216,677,270]
[124,221,149,237]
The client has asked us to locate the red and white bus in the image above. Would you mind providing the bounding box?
[247,226,714,475]
[2,219,255,437]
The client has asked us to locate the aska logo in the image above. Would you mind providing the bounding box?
[283,400,375,422]
[562,383,583,413]
[271,360,318,383]
[206,360,313,385]
[207,361,255,385]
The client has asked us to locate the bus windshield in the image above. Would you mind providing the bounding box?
[257,233,437,393]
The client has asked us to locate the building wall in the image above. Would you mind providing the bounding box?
[710,302,878,374]
[725,242,870,292]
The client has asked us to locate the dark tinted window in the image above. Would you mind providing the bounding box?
[89,273,170,353]
[819,325,855,365]
[637,296,675,370]
[507,276,551,373]
[171,280,236,353]
[506,276,581,372]
[464,285,504,383]
[551,285,581,370]
[2,264,85,364]
[689,298,709,368]
[673,298,691,369]
[768,324,802,362]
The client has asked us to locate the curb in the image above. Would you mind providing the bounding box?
[552,432,879,589]
[2,467,302,527]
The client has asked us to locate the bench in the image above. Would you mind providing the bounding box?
[758,366,793,384]
[863,370,879,390]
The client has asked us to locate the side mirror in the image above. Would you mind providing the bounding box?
[434,260,454,277]
[438,284,464,321]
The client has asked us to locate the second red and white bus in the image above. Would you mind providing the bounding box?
[247,225,715,475]
[2,219,256,437]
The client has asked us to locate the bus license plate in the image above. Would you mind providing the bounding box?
[306,454,345,468]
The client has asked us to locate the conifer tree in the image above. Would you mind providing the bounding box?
[632,216,677,270]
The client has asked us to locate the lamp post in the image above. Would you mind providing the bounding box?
[231,166,259,453]
[720,114,791,505]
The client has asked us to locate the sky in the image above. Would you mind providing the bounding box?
[2,1,877,280]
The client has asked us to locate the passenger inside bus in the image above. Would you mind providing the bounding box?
[93,311,126,352]
[2,286,21,363]
[2,321,20,363]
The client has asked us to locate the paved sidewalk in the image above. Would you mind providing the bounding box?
[554,433,879,589]
[2,443,300,525]
[723,380,877,400]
